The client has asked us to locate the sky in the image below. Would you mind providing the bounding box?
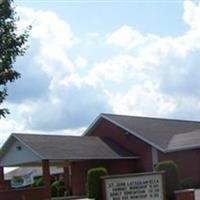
[1,0,200,145]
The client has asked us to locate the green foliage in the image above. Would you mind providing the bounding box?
[51,180,58,197]
[51,180,68,197]
[32,177,69,197]
[155,160,179,199]
[180,177,200,189]
[0,0,30,117]
[32,177,44,187]
[86,167,108,200]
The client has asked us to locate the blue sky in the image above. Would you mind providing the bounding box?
[16,0,186,36]
[1,0,200,144]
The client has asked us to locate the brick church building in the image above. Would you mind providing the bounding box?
[0,113,200,199]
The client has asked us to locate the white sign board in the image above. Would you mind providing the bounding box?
[11,171,34,188]
[103,172,165,200]
[195,189,200,200]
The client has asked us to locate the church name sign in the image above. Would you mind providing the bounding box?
[102,172,165,200]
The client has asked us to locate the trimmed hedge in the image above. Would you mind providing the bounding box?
[51,180,69,197]
[86,167,108,200]
[180,177,199,189]
[155,160,179,200]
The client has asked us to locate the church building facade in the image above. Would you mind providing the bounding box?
[0,113,200,198]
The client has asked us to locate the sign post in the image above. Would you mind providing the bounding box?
[102,171,166,200]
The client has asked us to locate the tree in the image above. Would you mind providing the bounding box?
[0,0,30,117]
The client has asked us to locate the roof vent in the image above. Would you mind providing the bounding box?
[16,146,22,151]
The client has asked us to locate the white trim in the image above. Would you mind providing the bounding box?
[12,134,44,160]
[49,157,139,160]
[82,114,103,136]
[174,189,194,194]
[165,144,200,153]
[151,147,158,168]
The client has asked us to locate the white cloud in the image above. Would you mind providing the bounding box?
[106,25,159,49]
[17,6,76,79]
[107,84,176,117]
[106,25,144,49]
[0,119,24,135]
[85,54,151,89]
[3,0,200,142]
[75,56,88,68]
[2,6,110,136]
[88,0,200,120]
[0,118,25,146]
[87,32,99,38]
[183,0,200,30]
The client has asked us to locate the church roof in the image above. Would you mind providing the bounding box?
[84,113,200,152]
[0,133,138,166]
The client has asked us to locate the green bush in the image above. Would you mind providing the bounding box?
[51,181,58,197]
[155,160,179,200]
[32,177,44,187]
[180,177,199,189]
[51,180,68,197]
[86,167,108,200]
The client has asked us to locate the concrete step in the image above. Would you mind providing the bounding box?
[51,196,93,200]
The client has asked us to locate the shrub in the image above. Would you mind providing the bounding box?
[32,176,55,186]
[51,181,58,197]
[155,160,179,200]
[86,167,108,200]
[32,177,44,187]
[180,177,199,189]
[51,180,68,197]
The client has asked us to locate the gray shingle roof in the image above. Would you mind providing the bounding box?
[13,133,137,160]
[167,129,200,151]
[88,113,200,152]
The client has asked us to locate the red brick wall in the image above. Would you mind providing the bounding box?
[91,119,200,183]
[174,190,195,200]
[158,149,200,182]
[90,119,153,171]
[71,159,137,195]
[71,119,200,195]
[0,187,46,200]
[70,119,154,195]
